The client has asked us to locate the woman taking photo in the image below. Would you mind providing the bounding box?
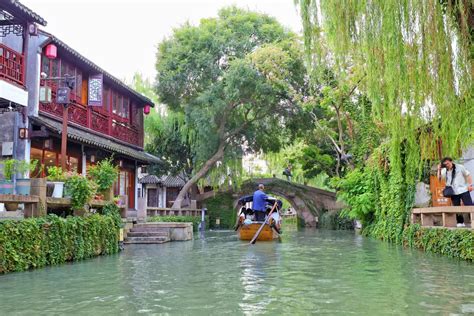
[438,157,473,227]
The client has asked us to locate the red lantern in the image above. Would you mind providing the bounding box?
[143,104,151,115]
[45,44,57,59]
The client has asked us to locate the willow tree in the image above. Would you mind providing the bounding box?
[296,0,473,240]
[155,7,305,208]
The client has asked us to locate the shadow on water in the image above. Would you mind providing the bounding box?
[0,229,473,315]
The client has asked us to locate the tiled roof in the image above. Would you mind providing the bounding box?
[38,31,154,107]
[31,115,161,164]
[139,174,186,187]
[161,175,186,188]
[139,174,162,184]
[4,0,47,26]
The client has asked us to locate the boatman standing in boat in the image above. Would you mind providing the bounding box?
[253,184,268,222]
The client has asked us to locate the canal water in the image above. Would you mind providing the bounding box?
[0,229,473,315]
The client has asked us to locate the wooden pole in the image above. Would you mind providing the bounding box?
[61,105,68,171]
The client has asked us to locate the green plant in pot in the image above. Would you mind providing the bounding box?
[47,166,67,198]
[15,159,40,195]
[0,159,16,195]
[65,173,97,213]
[1,159,39,210]
[88,158,118,201]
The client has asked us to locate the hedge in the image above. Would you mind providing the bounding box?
[148,215,208,232]
[401,224,474,261]
[0,213,120,274]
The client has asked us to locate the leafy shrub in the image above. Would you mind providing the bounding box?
[401,224,474,260]
[47,166,67,182]
[65,174,97,210]
[148,215,207,232]
[332,168,376,226]
[100,202,123,229]
[203,192,236,229]
[0,213,120,274]
[88,158,119,192]
[1,159,39,179]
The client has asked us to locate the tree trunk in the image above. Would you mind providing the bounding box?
[171,143,225,209]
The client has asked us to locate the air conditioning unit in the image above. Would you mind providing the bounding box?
[39,86,52,103]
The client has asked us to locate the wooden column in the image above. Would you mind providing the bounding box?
[61,106,68,171]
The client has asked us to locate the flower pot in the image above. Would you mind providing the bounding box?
[46,182,55,197]
[51,181,64,198]
[0,180,14,194]
[4,202,19,211]
[16,178,31,195]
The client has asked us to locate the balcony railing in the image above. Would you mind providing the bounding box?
[39,100,142,147]
[0,43,24,87]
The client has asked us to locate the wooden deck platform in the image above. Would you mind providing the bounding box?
[411,206,474,228]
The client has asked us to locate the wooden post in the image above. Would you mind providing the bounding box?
[25,178,46,217]
[61,105,68,171]
[442,212,457,227]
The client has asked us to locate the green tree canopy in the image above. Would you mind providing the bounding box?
[155,7,306,208]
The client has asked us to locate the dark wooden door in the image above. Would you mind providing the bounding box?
[147,188,158,207]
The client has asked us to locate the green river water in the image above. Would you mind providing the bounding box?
[0,229,473,315]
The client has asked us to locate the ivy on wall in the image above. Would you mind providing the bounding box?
[0,212,120,274]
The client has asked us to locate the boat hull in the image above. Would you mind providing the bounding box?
[238,222,279,241]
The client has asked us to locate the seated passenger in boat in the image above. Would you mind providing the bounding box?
[253,184,268,222]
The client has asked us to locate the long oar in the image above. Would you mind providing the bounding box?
[249,201,278,245]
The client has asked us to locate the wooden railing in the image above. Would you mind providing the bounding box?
[0,43,24,86]
[40,101,142,147]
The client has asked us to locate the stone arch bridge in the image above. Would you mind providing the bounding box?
[233,178,343,227]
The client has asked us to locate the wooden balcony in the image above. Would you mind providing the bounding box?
[39,101,142,148]
[0,43,24,87]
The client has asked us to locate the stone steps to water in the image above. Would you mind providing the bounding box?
[129,227,170,232]
[124,222,173,244]
[127,231,169,238]
[123,236,170,244]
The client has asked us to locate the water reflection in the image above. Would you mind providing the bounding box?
[0,230,472,315]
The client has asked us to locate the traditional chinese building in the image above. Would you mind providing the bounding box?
[0,1,160,216]
[0,0,46,161]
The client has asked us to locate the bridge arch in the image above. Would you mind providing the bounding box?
[234,178,342,227]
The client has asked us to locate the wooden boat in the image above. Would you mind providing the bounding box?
[238,222,280,241]
[235,195,282,241]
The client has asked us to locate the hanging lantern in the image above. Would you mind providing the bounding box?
[45,44,57,59]
[143,104,151,115]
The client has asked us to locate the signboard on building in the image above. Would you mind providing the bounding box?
[88,73,103,106]
[56,87,70,104]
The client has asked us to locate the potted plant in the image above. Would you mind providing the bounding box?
[15,159,40,195]
[47,166,67,198]
[0,159,16,194]
[88,158,118,201]
[65,173,97,213]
